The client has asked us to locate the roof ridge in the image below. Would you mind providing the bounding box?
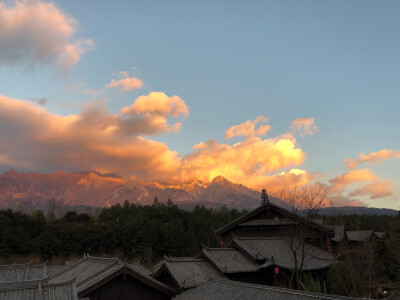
[209,278,359,299]
[203,247,235,251]
[86,255,119,261]
[0,262,31,269]
[165,256,204,262]
[233,237,267,261]
[76,260,120,287]
[48,256,89,280]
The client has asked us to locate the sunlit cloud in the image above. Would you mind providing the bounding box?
[106,74,143,92]
[325,195,365,207]
[290,117,319,136]
[328,169,377,192]
[0,93,185,176]
[344,149,400,170]
[348,180,393,199]
[0,95,396,208]
[122,92,188,117]
[225,115,270,139]
[169,118,307,190]
[0,0,93,71]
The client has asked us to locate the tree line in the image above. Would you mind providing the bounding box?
[0,199,245,262]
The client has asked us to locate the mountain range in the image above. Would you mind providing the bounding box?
[0,169,286,212]
[0,169,397,216]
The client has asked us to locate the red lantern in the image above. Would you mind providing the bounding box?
[274,267,279,275]
[221,240,224,246]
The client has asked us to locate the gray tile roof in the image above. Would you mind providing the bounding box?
[174,278,379,300]
[0,278,78,300]
[48,255,174,297]
[48,255,120,292]
[77,262,175,297]
[346,230,373,242]
[198,247,267,273]
[129,263,152,276]
[0,263,46,283]
[230,236,337,271]
[153,257,225,289]
[215,203,334,236]
[239,219,299,227]
[46,265,70,277]
[328,224,345,242]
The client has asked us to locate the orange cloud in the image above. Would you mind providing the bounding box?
[168,132,306,190]
[348,181,393,199]
[290,117,319,136]
[328,169,377,191]
[225,115,270,139]
[0,93,185,176]
[0,0,93,71]
[122,92,188,117]
[262,169,314,194]
[107,77,143,92]
[344,149,400,170]
[0,97,305,187]
[325,195,365,207]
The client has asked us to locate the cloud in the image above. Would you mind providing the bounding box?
[31,97,48,106]
[325,195,365,207]
[0,97,396,207]
[261,169,314,194]
[290,117,319,136]
[170,126,306,189]
[0,93,186,176]
[107,77,143,92]
[225,115,270,139]
[348,181,393,199]
[328,169,377,192]
[344,149,400,170]
[122,92,188,117]
[0,0,93,71]
[0,101,307,190]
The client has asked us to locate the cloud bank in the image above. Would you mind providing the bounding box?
[0,93,396,206]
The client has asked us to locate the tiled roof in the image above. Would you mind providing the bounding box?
[346,230,373,242]
[215,203,334,236]
[77,263,175,297]
[0,278,77,300]
[328,224,345,242]
[46,265,70,277]
[129,263,152,276]
[153,257,225,289]
[199,247,267,273]
[49,255,174,297]
[239,219,299,227]
[230,236,337,271]
[48,255,119,292]
[0,263,46,283]
[174,278,382,300]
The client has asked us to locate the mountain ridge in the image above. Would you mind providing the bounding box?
[0,169,397,215]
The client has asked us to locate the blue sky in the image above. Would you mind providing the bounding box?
[0,0,399,209]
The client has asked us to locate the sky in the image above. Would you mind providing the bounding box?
[0,0,399,209]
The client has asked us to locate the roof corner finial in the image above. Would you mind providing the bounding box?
[261,188,269,205]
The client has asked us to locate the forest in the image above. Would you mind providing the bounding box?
[0,199,245,262]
